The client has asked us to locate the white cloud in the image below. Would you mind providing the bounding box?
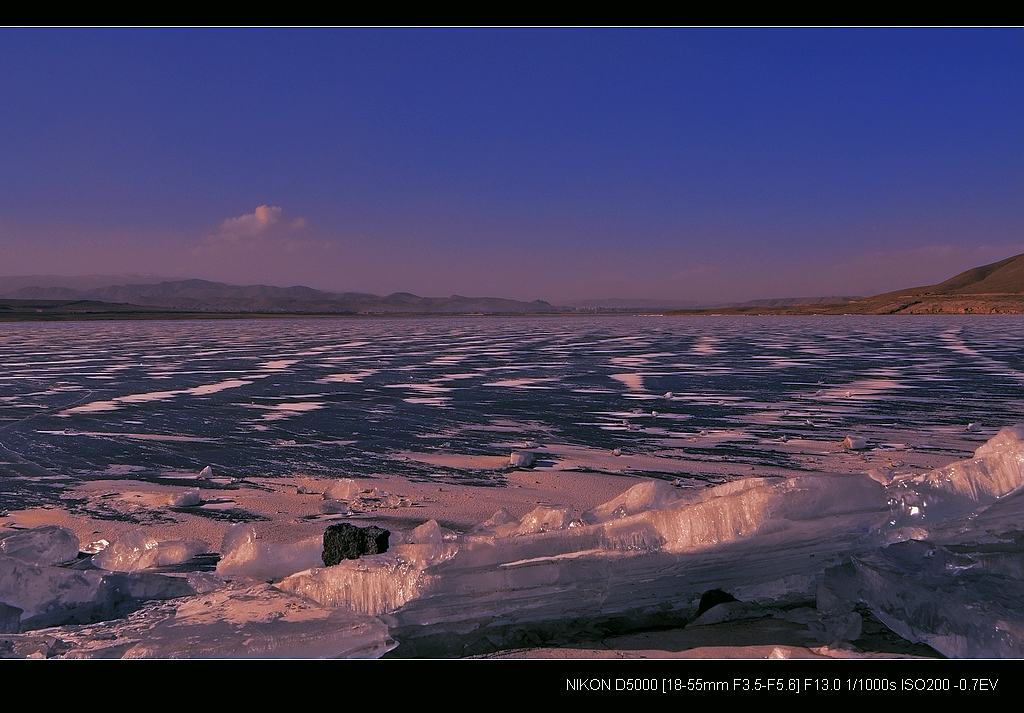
[202,204,308,249]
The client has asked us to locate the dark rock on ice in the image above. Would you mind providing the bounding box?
[322,524,390,566]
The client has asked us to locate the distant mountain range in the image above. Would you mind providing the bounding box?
[3,253,1024,320]
[0,278,556,315]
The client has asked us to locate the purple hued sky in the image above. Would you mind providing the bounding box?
[1,27,1021,303]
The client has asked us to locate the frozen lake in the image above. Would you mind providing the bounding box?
[2,315,1023,511]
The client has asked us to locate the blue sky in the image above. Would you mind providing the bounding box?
[1,27,1021,301]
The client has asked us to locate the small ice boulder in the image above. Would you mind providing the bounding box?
[323,479,364,501]
[611,448,622,457]
[93,531,208,572]
[843,435,868,450]
[169,488,202,507]
[513,506,575,535]
[0,526,80,566]
[587,481,681,523]
[663,391,673,399]
[198,465,215,480]
[966,422,981,432]
[509,451,536,468]
[320,499,351,515]
[407,519,456,545]
[470,508,517,536]
[322,524,390,566]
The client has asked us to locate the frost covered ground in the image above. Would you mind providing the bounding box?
[2,316,1024,658]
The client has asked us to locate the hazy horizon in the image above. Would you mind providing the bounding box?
[1,27,1021,303]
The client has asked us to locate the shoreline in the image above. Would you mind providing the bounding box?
[4,310,1024,324]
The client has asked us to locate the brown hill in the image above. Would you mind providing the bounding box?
[893,252,1024,296]
[849,252,1024,314]
[671,253,1024,316]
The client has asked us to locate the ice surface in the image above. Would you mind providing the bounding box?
[9,422,1024,657]
[0,526,80,566]
[215,525,323,581]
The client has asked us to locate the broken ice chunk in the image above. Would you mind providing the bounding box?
[586,481,680,523]
[169,488,202,507]
[93,532,209,572]
[0,554,194,631]
[320,499,352,515]
[843,435,868,450]
[0,526,80,566]
[469,508,517,537]
[407,520,456,545]
[508,451,536,468]
[510,506,576,536]
[823,539,1024,658]
[888,425,1024,524]
[82,539,110,555]
[277,556,431,616]
[323,479,364,501]
[215,524,323,581]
